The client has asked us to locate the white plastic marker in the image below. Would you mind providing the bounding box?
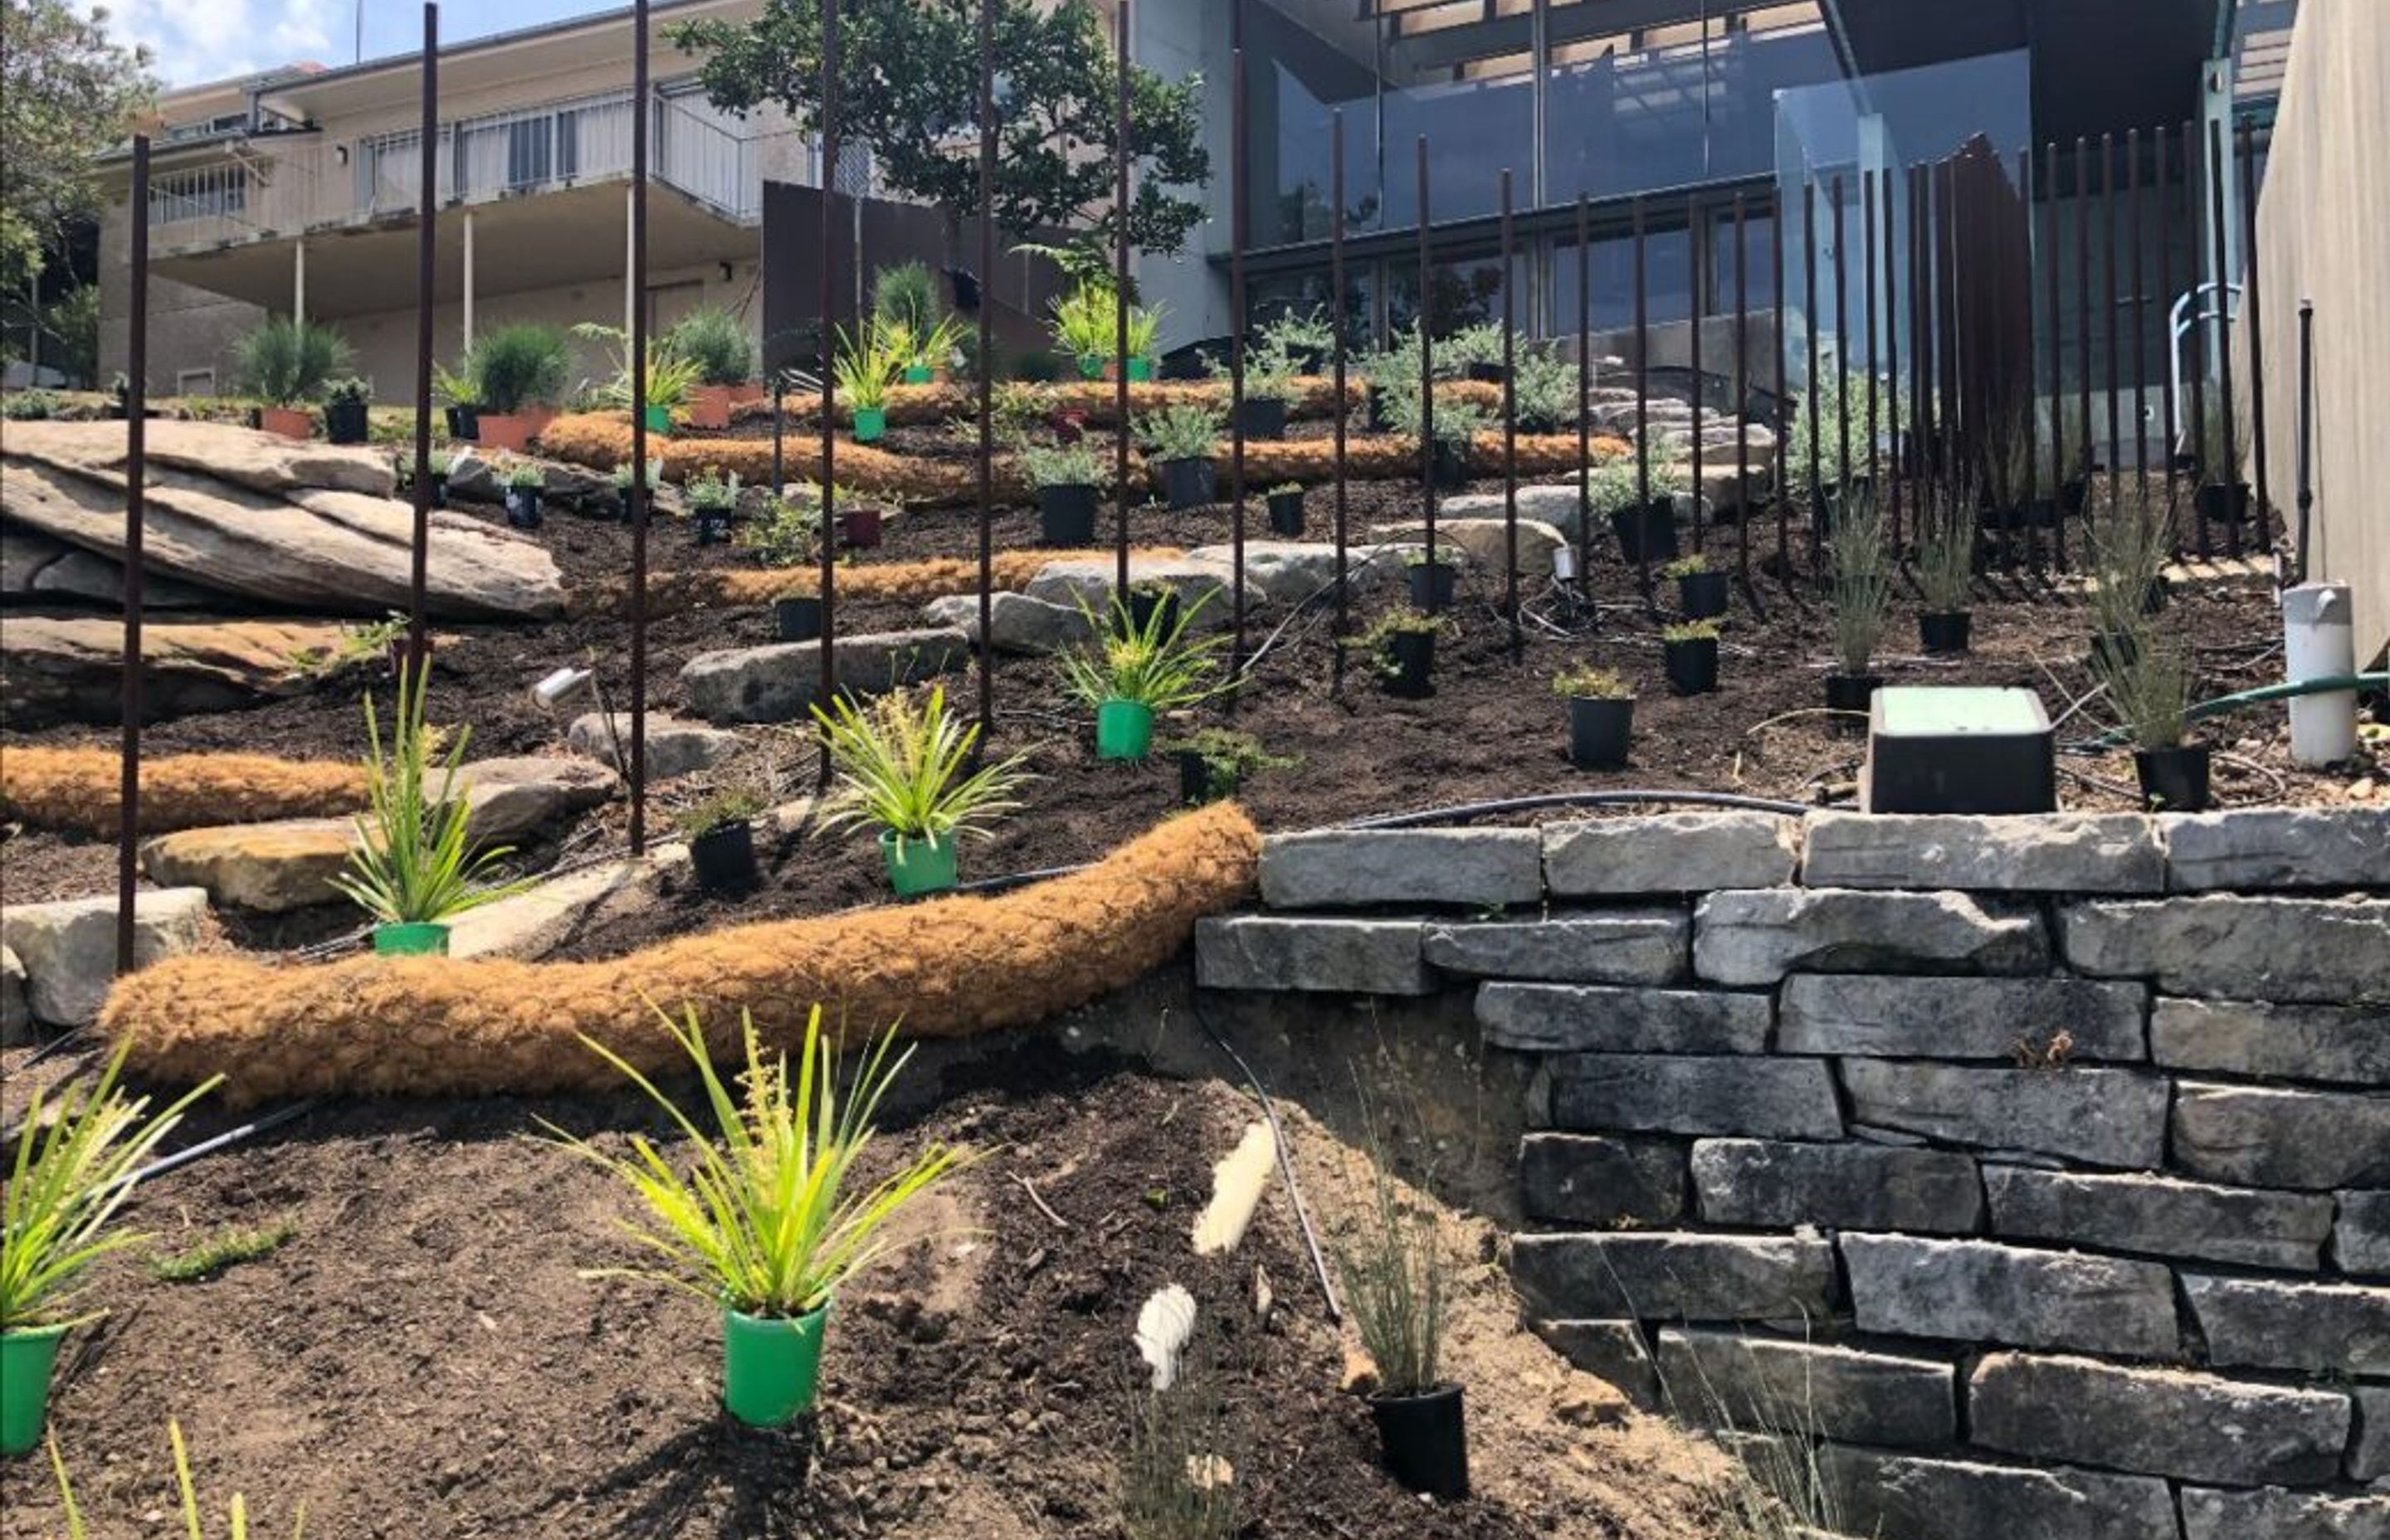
[1135,1284,1197,1391]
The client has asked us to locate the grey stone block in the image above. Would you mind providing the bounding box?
[1657,1328,1957,1446]
[1550,1055,1843,1140]
[2179,1487,2390,1540]
[1479,982,1769,1054]
[1542,811,1802,896]
[1841,1235,2178,1357]
[2061,896,2390,1005]
[2352,1386,2390,1482]
[1694,888,2048,986]
[1256,829,1544,909]
[1424,910,1688,984]
[567,711,741,779]
[2184,1274,2390,1375]
[1984,1164,2334,1271]
[1802,811,2165,892]
[2163,807,2390,891]
[1779,974,2147,1061]
[1,945,27,1047]
[2172,1081,2390,1191]
[1691,1139,1983,1234]
[1839,1060,2169,1168]
[1528,1318,1660,1405]
[1819,1447,2178,1540]
[1510,1231,1837,1322]
[1192,915,1431,995]
[1519,1133,1685,1226]
[680,626,969,724]
[2341,1191,2390,1276]
[1,887,212,1027]
[921,591,1095,653]
[1968,1351,2351,1485]
[2152,997,2390,1086]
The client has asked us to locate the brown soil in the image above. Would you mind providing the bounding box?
[0,1043,1728,1540]
[6,454,2379,933]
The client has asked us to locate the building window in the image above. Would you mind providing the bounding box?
[148,168,247,224]
[175,368,217,396]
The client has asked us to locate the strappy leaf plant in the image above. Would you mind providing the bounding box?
[544,1004,970,1318]
[1061,588,1230,712]
[812,684,1033,855]
[3,1044,217,1333]
[329,662,529,926]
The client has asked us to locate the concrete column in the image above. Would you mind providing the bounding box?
[462,210,476,351]
[294,237,307,324]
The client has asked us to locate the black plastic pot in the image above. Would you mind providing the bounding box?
[1266,489,1305,538]
[1235,397,1288,441]
[1610,502,1680,565]
[688,820,758,892]
[1825,673,1882,736]
[324,400,370,445]
[1663,636,1719,695]
[1919,611,1973,654]
[505,487,542,529]
[2196,480,2251,525]
[1431,440,1469,489]
[694,509,734,546]
[1567,696,1634,769]
[428,473,448,510]
[774,596,824,642]
[1370,1386,1469,1499]
[2134,743,2213,811]
[1407,560,1457,610]
[1176,750,1231,805]
[1038,483,1100,546]
[1466,361,1508,385]
[2061,476,2090,517]
[1366,385,1393,432]
[1125,587,1181,638]
[1162,456,1217,510]
[445,404,481,440]
[1676,570,1729,620]
[1385,631,1436,698]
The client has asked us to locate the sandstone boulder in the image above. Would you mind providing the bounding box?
[2,616,349,727]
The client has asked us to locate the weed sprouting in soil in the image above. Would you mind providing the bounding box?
[151,1218,298,1284]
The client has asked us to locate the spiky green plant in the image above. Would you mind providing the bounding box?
[329,663,529,927]
[232,317,354,406]
[664,306,756,387]
[576,323,703,414]
[1332,1153,1451,1399]
[470,323,573,413]
[1049,280,1119,359]
[1121,1356,1237,1540]
[49,1421,306,1539]
[831,321,905,411]
[1061,589,1229,712]
[813,684,1033,854]
[1916,476,1978,616]
[2,1044,217,1332]
[2089,491,2175,642]
[544,1004,969,1318]
[1827,484,1892,675]
[2096,628,2195,753]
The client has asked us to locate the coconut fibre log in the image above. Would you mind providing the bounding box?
[102,802,1261,1102]
[1,746,368,837]
[579,548,1186,621]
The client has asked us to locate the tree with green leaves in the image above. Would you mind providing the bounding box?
[0,0,155,296]
[671,0,1207,270]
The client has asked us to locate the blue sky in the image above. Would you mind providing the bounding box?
[84,0,616,90]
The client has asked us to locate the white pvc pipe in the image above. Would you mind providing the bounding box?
[2280,582,2358,767]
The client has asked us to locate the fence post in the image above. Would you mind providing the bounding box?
[627,0,651,844]
[118,134,150,976]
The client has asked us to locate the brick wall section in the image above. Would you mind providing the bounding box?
[1194,808,2390,1540]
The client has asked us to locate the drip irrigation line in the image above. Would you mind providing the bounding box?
[1341,788,1812,830]
[121,1099,321,1191]
[1190,991,1342,1325]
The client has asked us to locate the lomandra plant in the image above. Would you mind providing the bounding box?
[329,663,529,939]
[814,684,1032,892]
[1062,589,1229,714]
[544,1005,968,1423]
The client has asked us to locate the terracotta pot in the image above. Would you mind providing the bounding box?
[685,385,735,431]
[474,412,534,452]
[258,406,314,441]
[519,402,559,440]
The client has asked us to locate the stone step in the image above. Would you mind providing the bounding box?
[0,887,212,1029]
[680,626,969,724]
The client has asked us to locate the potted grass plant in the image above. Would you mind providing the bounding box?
[666,307,758,430]
[323,376,373,445]
[426,450,453,509]
[1555,664,1634,769]
[1141,402,1222,509]
[1049,280,1116,379]
[1265,481,1305,539]
[1366,608,1451,699]
[1426,401,1485,490]
[1826,485,1890,734]
[1230,356,1294,441]
[2189,392,2253,526]
[434,358,480,440]
[1664,553,1729,620]
[330,664,530,954]
[1023,440,1104,547]
[477,324,574,450]
[2099,627,2209,811]
[545,1004,968,1428]
[1661,620,1719,695]
[234,316,353,441]
[1161,727,1290,805]
[833,322,903,443]
[873,261,944,382]
[1124,302,1165,383]
[2,1045,216,1457]
[685,467,741,545]
[1061,588,1229,761]
[504,462,546,529]
[1916,479,1978,654]
[2088,496,2173,673]
[813,684,1032,896]
[1405,548,1458,611]
[576,321,698,436]
[676,788,766,892]
[1335,1151,1465,1499]
[609,456,665,522]
[1588,455,1680,566]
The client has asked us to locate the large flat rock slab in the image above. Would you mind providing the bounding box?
[1801,811,2165,892]
[2,616,349,727]
[2,418,399,498]
[0,887,212,1027]
[680,627,970,724]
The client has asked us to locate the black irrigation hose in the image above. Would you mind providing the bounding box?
[1341,787,1812,830]
[121,1099,320,1190]
[1190,989,1343,1326]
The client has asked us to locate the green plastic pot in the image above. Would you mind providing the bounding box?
[880,831,957,896]
[373,922,451,956]
[1095,699,1155,761]
[642,403,672,435]
[1125,357,1154,383]
[2,1325,69,1456]
[901,364,934,385]
[853,406,886,443]
[1076,353,1106,380]
[722,1303,829,1427]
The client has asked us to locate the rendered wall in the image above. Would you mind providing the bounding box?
[2249,0,2390,666]
[1197,810,2390,1540]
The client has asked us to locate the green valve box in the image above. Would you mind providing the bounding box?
[1861,686,2056,815]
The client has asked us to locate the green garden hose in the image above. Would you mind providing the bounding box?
[2078,672,2388,752]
